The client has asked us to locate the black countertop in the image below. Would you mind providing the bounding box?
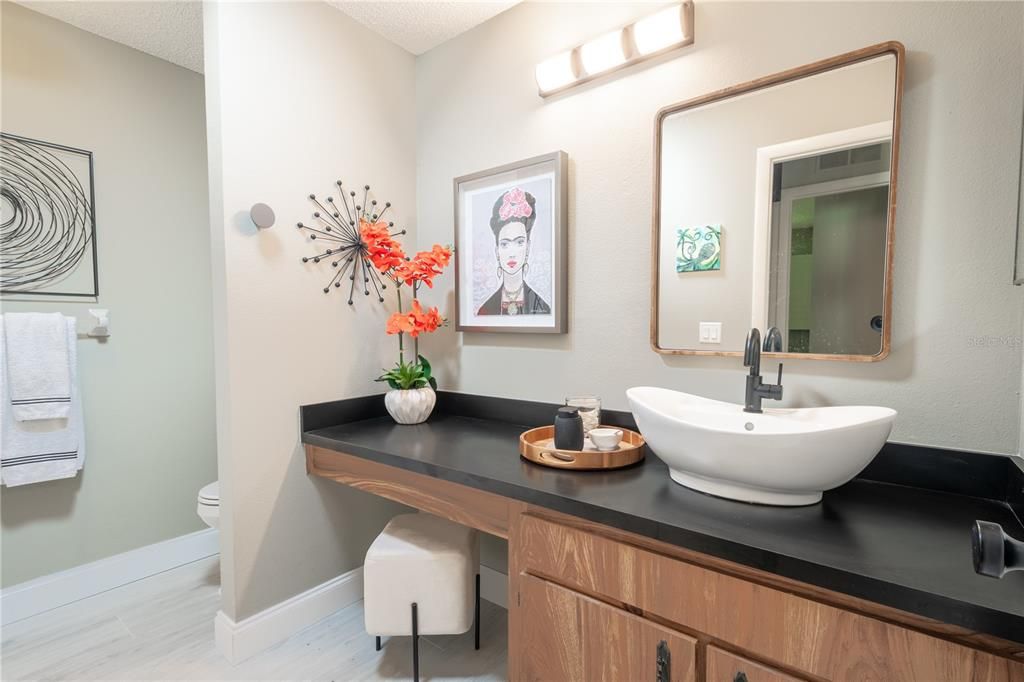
[301,392,1024,645]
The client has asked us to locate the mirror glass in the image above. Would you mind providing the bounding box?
[654,49,900,359]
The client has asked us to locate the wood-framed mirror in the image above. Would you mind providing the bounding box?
[652,42,905,361]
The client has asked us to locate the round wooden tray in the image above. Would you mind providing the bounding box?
[519,425,646,470]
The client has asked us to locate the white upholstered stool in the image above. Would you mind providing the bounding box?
[364,513,480,681]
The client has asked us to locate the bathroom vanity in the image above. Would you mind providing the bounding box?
[302,393,1024,681]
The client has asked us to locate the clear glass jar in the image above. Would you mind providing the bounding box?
[565,395,601,435]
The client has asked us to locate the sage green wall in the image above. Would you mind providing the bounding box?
[0,3,216,587]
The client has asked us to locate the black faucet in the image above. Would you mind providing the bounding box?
[743,327,783,413]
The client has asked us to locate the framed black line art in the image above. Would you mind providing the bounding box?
[1,132,99,299]
[454,151,568,333]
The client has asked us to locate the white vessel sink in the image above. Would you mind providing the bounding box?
[626,387,896,506]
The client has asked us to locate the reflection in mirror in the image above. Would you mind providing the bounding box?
[653,44,903,360]
[766,141,891,355]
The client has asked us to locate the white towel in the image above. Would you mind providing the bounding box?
[3,313,72,421]
[1,316,86,487]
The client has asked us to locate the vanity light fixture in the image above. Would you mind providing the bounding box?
[535,51,577,94]
[634,4,689,56]
[534,1,694,97]
[579,29,628,76]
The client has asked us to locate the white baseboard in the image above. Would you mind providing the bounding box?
[215,566,364,664]
[215,563,505,664]
[480,565,507,609]
[0,528,219,625]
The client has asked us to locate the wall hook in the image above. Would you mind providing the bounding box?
[251,203,275,229]
[87,308,109,337]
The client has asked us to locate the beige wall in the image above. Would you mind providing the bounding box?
[203,1,414,621]
[415,1,1024,455]
[0,3,216,587]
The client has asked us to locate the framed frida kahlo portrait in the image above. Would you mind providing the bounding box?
[454,151,568,333]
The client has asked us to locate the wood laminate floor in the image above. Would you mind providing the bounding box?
[1,556,508,681]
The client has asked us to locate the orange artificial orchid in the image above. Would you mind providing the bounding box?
[411,299,443,334]
[385,310,415,336]
[394,245,453,288]
[423,244,452,268]
[386,300,445,338]
[360,219,406,272]
[354,204,450,388]
[300,185,448,396]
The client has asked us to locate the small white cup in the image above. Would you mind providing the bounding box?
[589,428,623,451]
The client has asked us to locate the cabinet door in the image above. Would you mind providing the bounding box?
[517,514,1023,681]
[973,655,1024,682]
[516,573,697,682]
[706,646,803,682]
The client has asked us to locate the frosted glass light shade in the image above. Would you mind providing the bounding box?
[580,30,627,76]
[634,4,685,55]
[533,2,693,97]
[535,51,576,94]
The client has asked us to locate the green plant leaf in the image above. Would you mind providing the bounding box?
[376,355,436,391]
[428,376,438,390]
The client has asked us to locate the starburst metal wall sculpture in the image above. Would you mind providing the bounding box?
[296,182,406,305]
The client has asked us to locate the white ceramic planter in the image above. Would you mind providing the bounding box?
[384,387,436,425]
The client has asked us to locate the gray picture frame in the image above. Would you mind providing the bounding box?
[453,151,569,333]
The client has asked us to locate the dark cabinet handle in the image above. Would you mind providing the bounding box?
[734,672,749,682]
[656,640,670,681]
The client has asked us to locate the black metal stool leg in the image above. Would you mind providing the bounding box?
[411,602,419,682]
[474,573,481,651]
[375,636,381,652]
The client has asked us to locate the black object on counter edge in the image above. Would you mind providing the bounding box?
[973,521,1024,578]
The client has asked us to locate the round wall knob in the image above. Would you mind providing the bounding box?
[250,203,275,229]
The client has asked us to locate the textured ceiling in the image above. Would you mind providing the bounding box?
[14,1,204,73]
[14,1,520,73]
[328,1,520,55]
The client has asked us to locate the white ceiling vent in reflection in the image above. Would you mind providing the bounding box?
[535,2,694,97]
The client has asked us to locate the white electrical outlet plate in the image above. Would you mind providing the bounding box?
[699,322,722,344]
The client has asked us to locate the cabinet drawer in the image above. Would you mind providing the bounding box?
[517,573,697,682]
[517,514,1022,681]
[706,646,802,682]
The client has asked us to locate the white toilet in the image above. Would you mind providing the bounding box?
[197,481,220,529]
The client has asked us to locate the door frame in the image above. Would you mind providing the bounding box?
[751,121,893,343]
[770,171,891,350]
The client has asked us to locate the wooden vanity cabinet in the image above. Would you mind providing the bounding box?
[510,512,1024,682]
[706,647,803,682]
[305,445,1023,682]
[518,573,697,681]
